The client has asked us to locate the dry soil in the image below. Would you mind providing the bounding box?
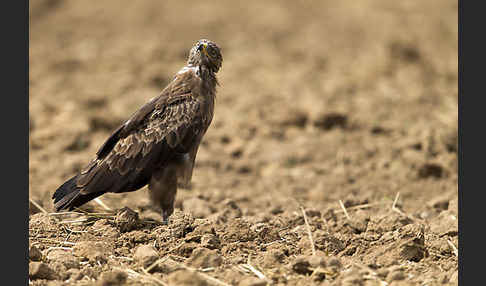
[29,1,458,285]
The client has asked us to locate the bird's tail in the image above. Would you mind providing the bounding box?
[52,175,102,211]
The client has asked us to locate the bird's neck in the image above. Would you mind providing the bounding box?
[193,64,216,127]
[196,65,218,95]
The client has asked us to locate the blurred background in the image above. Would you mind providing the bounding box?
[29,0,457,217]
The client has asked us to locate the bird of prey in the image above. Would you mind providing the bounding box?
[52,39,223,222]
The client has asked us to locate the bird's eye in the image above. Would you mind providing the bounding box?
[209,48,218,58]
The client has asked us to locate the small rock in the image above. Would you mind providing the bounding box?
[66,269,82,281]
[370,125,390,135]
[220,135,231,144]
[201,234,221,250]
[398,224,428,262]
[376,268,389,279]
[157,259,181,274]
[186,247,222,268]
[430,210,458,236]
[177,242,199,258]
[239,277,268,286]
[442,130,458,153]
[305,208,321,218]
[134,244,159,268]
[448,198,458,216]
[313,113,348,130]
[29,245,42,261]
[290,256,313,275]
[97,270,128,286]
[169,211,195,238]
[310,267,327,282]
[399,241,427,262]
[48,261,70,280]
[47,249,79,269]
[226,141,245,159]
[80,267,96,280]
[29,262,57,280]
[236,163,252,174]
[167,269,208,286]
[327,257,342,269]
[387,269,406,282]
[418,163,444,179]
[73,241,110,263]
[345,210,370,234]
[191,221,217,236]
[314,233,346,254]
[263,249,286,267]
[308,254,327,268]
[389,41,421,62]
[270,205,284,215]
[115,207,140,232]
[279,109,308,128]
[427,196,450,211]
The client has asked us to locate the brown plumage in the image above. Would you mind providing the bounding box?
[53,39,223,222]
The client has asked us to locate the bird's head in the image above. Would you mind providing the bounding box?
[187,39,223,73]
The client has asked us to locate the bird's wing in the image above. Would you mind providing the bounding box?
[75,69,205,196]
[96,69,198,159]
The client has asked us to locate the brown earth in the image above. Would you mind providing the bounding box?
[29,0,458,285]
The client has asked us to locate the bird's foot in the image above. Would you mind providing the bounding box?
[161,209,171,225]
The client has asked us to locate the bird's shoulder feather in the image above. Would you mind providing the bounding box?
[94,67,201,159]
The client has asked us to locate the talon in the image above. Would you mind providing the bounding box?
[162,210,171,225]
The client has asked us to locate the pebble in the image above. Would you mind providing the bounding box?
[290,256,313,275]
[73,241,110,263]
[29,262,57,280]
[96,270,128,286]
[186,247,223,268]
[29,245,42,261]
[115,207,140,232]
[133,244,159,268]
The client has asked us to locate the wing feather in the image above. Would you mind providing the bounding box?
[72,69,205,197]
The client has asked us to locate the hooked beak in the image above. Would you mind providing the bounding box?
[197,43,209,57]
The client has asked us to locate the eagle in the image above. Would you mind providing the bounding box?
[52,39,223,222]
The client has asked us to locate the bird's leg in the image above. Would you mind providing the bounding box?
[162,208,173,225]
[148,165,178,225]
[174,147,199,190]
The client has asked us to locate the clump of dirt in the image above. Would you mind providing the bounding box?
[29,262,58,280]
[133,244,159,268]
[115,207,141,232]
[30,0,457,285]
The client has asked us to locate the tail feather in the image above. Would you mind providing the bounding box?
[52,175,103,211]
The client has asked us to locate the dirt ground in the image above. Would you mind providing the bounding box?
[29,0,458,285]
